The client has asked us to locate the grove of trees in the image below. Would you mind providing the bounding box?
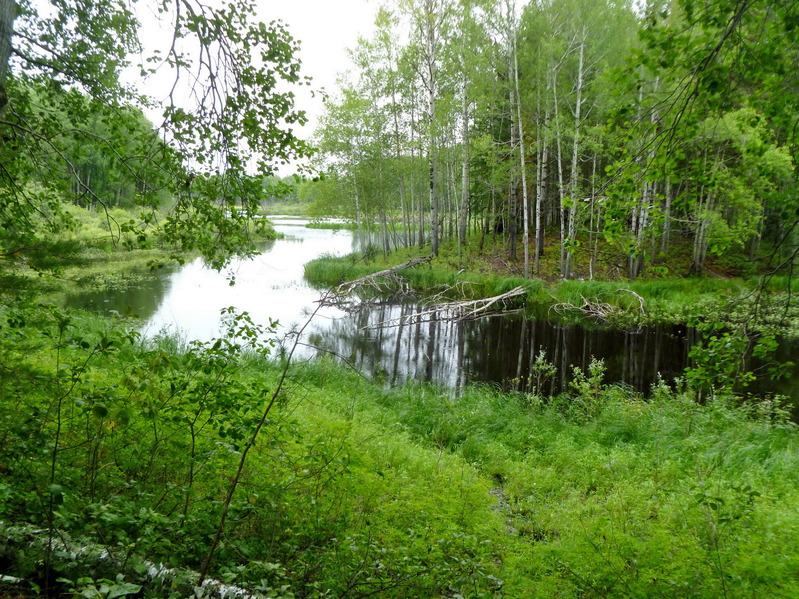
[305,0,799,279]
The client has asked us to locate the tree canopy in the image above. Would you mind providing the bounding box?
[0,0,312,271]
[308,0,799,280]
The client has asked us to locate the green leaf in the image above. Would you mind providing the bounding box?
[106,583,142,599]
[92,404,109,419]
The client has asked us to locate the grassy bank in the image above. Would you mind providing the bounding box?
[1,205,283,303]
[304,221,358,230]
[304,250,751,327]
[1,309,798,597]
[262,201,311,216]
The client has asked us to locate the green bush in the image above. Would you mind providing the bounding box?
[2,308,798,597]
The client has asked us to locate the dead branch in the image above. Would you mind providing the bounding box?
[551,288,646,322]
[426,279,480,304]
[320,256,432,311]
[362,286,527,330]
[323,258,528,326]
[335,255,432,295]
[618,288,645,313]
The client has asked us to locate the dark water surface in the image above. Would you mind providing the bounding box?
[65,218,799,401]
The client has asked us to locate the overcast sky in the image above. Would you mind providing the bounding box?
[131,0,379,174]
[260,0,379,137]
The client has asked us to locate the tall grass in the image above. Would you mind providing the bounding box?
[304,221,358,230]
[756,273,799,292]
[305,253,548,302]
[292,358,799,597]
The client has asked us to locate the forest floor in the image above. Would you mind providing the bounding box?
[436,230,751,282]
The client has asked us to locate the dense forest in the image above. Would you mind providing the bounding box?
[300,0,799,280]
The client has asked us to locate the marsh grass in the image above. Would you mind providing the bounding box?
[304,221,358,230]
[18,205,281,303]
[262,202,309,216]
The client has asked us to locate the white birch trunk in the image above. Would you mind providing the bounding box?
[424,0,439,257]
[564,34,585,279]
[512,20,530,278]
[552,69,567,276]
[459,69,470,259]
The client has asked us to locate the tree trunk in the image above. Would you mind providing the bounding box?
[458,71,469,262]
[508,85,518,262]
[0,0,15,114]
[424,0,440,257]
[534,87,548,275]
[564,35,585,279]
[589,151,598,279]
[513,24,530,278]
[353,174,365,262]
[660,179,672,254]
[552,69,567,277]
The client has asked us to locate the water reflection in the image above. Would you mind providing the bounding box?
[308,302,687,394]
[63,267,177,316]
[308,302,799,399]
[63,218,799,402]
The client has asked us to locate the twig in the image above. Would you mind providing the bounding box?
[328,255,432,298]
[552,289,646,323]
[198,291,332,584]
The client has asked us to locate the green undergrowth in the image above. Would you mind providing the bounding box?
[304,251,749,327]
[298,359,799,597]
[304,221,358,230]
[0,308,505,597]
[1,308,798,597]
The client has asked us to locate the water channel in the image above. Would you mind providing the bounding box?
[66,217,799,403]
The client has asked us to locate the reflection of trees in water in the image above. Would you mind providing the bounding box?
[307,303,466,389]
[64,267,177,319]
[70,273,799,400]
[308,303,698,395]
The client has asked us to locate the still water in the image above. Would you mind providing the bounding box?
[66,217,799,400]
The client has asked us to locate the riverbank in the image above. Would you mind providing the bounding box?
[1,206,283,305]
[305,245,798,333]
[1,312,797,597]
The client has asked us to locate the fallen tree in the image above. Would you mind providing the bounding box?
[362,286,528,329]
[551,288,646,323]
[334,255,432,295]
[322,258,529,328]
[320,256,432,310]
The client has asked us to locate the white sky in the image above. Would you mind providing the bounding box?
[263,0,378,135]
[131,0,379,175]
